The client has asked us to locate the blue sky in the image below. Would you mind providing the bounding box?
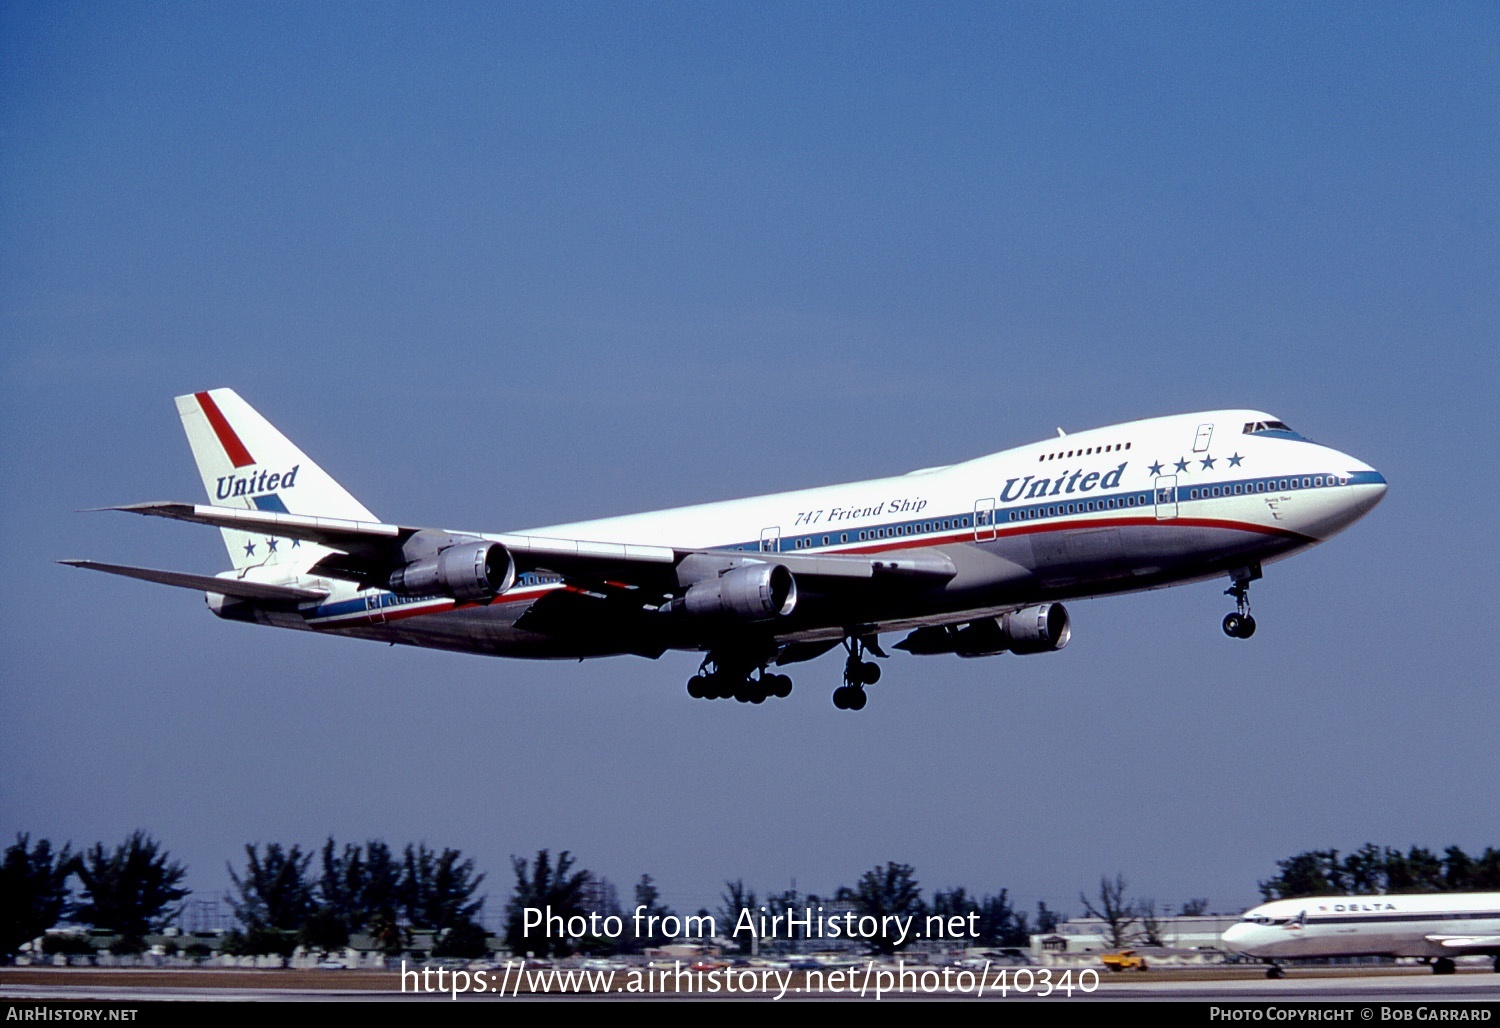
[3,2,1496,924]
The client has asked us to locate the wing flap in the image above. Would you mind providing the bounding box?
[60,560,328,603]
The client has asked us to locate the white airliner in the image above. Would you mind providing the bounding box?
[1222,893,1500,977]
[63,390,1386,709]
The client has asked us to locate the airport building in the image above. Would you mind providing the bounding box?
[1031,914,1241,963]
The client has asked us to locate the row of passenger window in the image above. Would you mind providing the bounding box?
[1038,441,1132,463]
[1007,493,1152,522]
[1187,474,1344,500]
[788,517,976,549]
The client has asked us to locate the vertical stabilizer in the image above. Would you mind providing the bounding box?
[175,389,376,571]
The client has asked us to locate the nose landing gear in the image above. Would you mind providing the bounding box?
[1223,564,1262,639]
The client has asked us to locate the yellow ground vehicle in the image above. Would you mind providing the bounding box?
[1101,949,1148,971]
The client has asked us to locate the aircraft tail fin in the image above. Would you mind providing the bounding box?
[175,389,376,571]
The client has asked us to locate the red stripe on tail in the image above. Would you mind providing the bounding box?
[195,391,255,467]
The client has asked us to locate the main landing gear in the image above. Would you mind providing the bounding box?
[1223,564,1262,639]
[687,654,793,704]
[833,634,885,711]
[686,632,887,711]
[1264,962,1284,979]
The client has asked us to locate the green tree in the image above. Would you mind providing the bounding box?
[1472,848,1500,890]
[718,880,757,955]
[1180,898,1210,917]
[930,886,980,944]
[1442,846,1475,892]
[975,890,1030,948]
[1397,846,1444,892]
[1259,850,1343,900]
[1035,901,1061,934]
[504,849,591,957]
[627,873,675,950]
[1,834,74,961]
[1341,843,1387,894]
[400,843,485,934]
[846,862,925,955]
[74,831,188,950]
[227,843,315,932]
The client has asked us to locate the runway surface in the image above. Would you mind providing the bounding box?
[3,966,1498,1002]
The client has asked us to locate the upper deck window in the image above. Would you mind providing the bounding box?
[1243,420,1310,442]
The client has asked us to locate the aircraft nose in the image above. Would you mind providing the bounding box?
[1343,467,1388,520]
[1220,923,1254,953]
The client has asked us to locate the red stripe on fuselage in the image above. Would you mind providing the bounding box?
[830,515,1312,556]
[195,391,255,468]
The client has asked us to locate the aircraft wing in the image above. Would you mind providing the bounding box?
[99,502,957,594]
[1426,934,1500,951]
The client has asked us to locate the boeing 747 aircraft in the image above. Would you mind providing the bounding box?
[64,390,1386,710]
[1223,893,1500,976]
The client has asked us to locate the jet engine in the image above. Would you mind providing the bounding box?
[674,564,798,621]
[387,541,515,603]
[896,603,1071,657]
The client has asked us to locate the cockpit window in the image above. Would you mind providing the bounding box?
[1243,420,1311,442]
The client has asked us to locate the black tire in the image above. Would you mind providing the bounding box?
[770,674,792,699]
[1239,614,1256,638]
[687,676,706,699]
[847,687,868,711]
[1433,958,1455,976]
[832,687,850,710]
[859,661,882,685]
[1223,613,1243,637]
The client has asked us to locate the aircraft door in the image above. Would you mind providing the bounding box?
[974,498,996,541]
[1154,475,1179,520]
[759,527,781,553]
[1193,423,1214,452]
[365,593,388,624]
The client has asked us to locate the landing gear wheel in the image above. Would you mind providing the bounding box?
[768,674,793,698]
[858,661,881,685]
[1266,965,1284,980]
[687,676,706,699]
[1433,957,1456,976]
[846,687,867,711]
[833,687,851,710]
[1223,565,1261,639]
[1223,613,1258,638]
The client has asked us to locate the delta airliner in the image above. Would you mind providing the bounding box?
[64,390,1386,709]
[1223,893,1500,976]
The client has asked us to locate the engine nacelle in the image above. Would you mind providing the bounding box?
[678,564,798,621]
[387,541,515,603]
[994,602,1071,654]
[897,603,1071,657]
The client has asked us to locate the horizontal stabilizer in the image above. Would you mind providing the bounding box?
[98,502,404,555]
[59,560,328,603]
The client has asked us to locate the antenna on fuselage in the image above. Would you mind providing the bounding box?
[1056,427,1067,437]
